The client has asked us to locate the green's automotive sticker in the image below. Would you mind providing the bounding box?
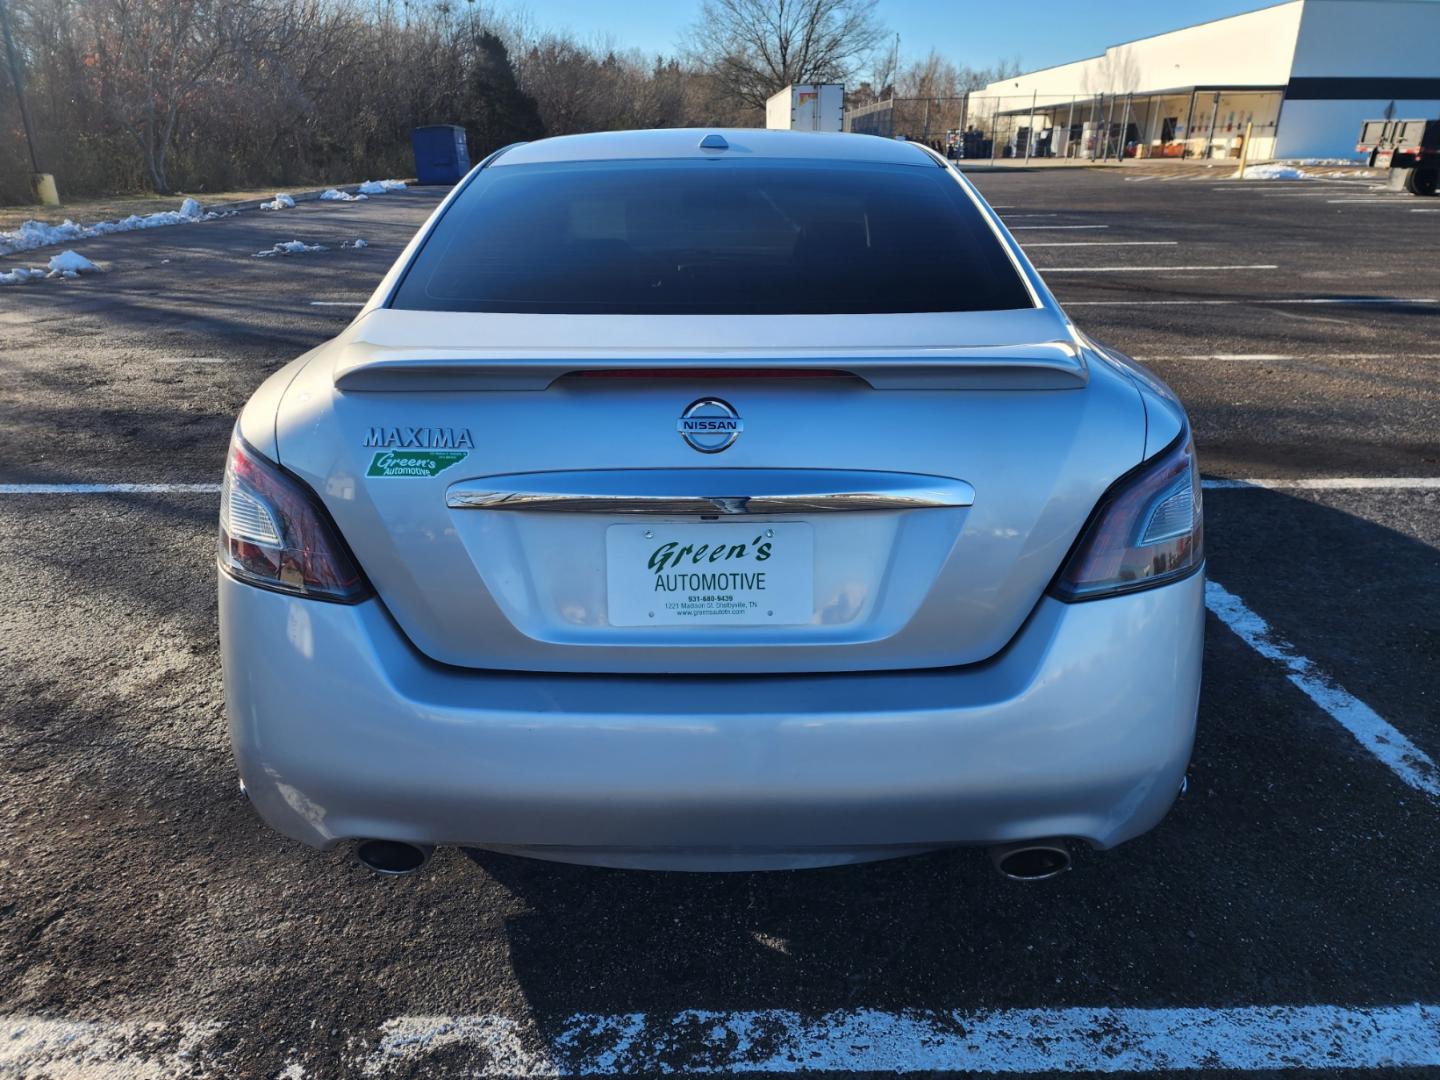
[366,450,468,478]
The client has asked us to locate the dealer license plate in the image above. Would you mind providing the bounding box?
[606,522,813,627]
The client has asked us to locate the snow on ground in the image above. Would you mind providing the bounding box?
[0,198,215,257]
[0,267,46,285]
[1,249,100,284]
[47,250,98,276]
[1243,164,1307,180]
[343,238,368,248]
[1,182,401,259]
[252,240,327,258]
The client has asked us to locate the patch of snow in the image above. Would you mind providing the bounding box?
[1243,164,1307,180]
[320,188,367,202]
[0,199,221,257]
[356,179,407,195]
[253,240,327,258]
[0,266,46,285]
[343,238,368,248]
[260,193,297,210]
[47,250,98,274]
[0,250,96,284]
[1291,157,1360,166]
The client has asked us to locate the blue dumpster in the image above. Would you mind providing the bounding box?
[410,125,471,185]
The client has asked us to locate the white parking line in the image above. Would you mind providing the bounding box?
[0,1016,222,1079]
[1206,580,1440,800]
[1041,265,1278,273]
[370,1005,1440,1074]
[309,300,365,307]
[153,357,233,364]
[1203,476,1440,491]
[1067,297,1437,306]
[7,1004,1440,1075]
[1325,198,1414,205]
[1008,224,1109,230]
[1141,353,1440,362]
[1145,353,1293,361]
[1001,213,1058,218]
[0,483,220,494]
[1023,241,1179,248]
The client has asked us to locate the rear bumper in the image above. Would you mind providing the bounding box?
[220,570,1204,870]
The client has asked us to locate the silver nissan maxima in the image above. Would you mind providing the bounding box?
[219,129,1203,877]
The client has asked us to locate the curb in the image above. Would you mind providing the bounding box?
[953,162,1122,172]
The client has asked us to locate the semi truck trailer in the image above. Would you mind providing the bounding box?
[766,84,845,132]
[1356,118,1439,196]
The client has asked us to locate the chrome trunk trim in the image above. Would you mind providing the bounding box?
[446,469,975,515]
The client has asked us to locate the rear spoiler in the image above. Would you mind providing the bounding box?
[332,342,1089,392]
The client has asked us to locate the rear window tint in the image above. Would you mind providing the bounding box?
[390,157,1033,315]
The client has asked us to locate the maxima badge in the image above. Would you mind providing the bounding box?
[677,398,743,454]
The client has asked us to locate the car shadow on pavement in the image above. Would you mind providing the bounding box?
[462,486,1440,1032]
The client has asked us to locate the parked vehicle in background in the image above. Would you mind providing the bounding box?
[219,129,1204,880]
[1356,118,1440,195]
[766,84,845,132]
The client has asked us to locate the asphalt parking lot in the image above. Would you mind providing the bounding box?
[1,166,1438,1078]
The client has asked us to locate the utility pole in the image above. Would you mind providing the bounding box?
[0,0,57,204]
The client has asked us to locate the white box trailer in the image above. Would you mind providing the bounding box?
[765,84,844,132]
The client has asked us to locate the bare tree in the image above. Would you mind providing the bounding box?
[869,29,898,99]
[84,0,254,193]
[684,0,886,112]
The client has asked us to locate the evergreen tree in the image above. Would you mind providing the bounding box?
[462,30,544,157]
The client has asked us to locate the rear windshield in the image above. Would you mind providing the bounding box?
[389,157,1034,315]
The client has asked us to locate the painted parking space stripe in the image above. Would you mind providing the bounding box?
[0,483,221,494]
[0,1016,222,1079]
[1139,353,1440,362]
[1203,476,1440,490]
[1040,264,1277,273]
[6,1004,1440,1075]
[1022,241,1178,248]
[1066,297,1438,307]
[1008,224,1109,230]
[1206,579,1440,800]
[309,300,365,306]
[1141,353,1293,361]
[153,357,238,364]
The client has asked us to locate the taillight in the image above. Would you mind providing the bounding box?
[218,431,371,603]
[1049,430,1203,602]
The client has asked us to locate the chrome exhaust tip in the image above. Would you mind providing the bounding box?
[989,839,1072,881]
[355,839,434,876]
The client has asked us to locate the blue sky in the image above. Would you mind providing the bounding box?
[518,0,1294,75]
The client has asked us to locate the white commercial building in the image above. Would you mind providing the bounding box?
[966,0,1440,161]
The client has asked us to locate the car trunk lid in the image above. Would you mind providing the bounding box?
[275,309,1145,674]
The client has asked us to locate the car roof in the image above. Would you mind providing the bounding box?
[492,128,942,168]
